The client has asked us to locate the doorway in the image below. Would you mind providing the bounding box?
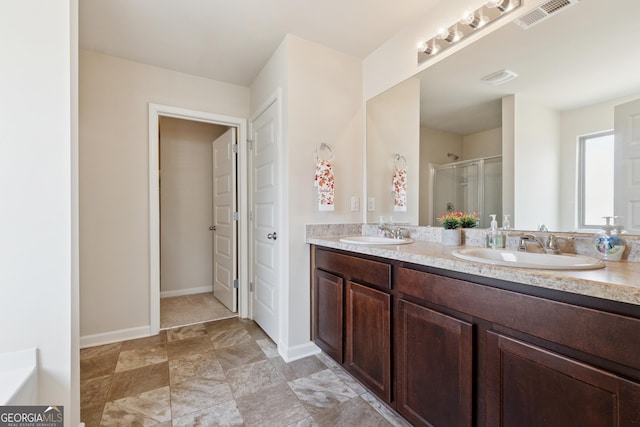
[148,104,249,335]
[158,117,236,328]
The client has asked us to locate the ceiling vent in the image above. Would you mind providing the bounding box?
[514,0,580,29]
[481,69,519,86]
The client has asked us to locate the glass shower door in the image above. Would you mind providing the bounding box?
[433,162,480,220]
[431,156,502,228]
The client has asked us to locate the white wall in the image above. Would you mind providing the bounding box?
[0,2,78,425]
[513,96,561,231]
[559,93,640,230]
[80,50,249,339]
[159,117,227,295]
[250,35,363,358]
[502,96,515,227]
[367,78,420,224]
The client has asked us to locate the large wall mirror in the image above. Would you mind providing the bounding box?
[366,0,640,234]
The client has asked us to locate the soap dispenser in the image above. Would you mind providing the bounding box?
[503,214,511,230]
[594,216,625,261]
[486,214,502,249]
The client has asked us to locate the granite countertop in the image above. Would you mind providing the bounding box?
[308,236,640,307]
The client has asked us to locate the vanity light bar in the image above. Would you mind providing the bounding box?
[417,0,522,64]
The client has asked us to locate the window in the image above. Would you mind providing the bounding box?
[578,131,614,229]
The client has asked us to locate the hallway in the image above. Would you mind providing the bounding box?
[160,293,236,329]
[80,317,410,426]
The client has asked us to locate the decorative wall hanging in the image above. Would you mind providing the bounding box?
[314,143,334,211]
[393,154,407,212]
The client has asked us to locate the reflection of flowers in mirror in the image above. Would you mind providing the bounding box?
[438,212,479,229]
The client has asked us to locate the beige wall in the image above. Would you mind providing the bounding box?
[80,50,249,339]
[366,78,420,224]
[463,127,502,159]
[159,117,228,296]
[1,2,78,422]
[287,36,363,351]
[419,127,463,225]
[250,35,363,356]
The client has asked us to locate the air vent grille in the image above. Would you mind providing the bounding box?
[514,0,580,29]
[542,0,573,14]
[481,69,518,86]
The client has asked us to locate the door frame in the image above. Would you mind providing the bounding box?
[148,103,248,335]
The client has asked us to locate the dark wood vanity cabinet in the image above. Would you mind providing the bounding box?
[396,298,473,427]
[397,264,640,427]
[312,247,393,402]
[486,332,640,427]
[313,269,344,362]
[311,245,640,426]
[344,280,391,401]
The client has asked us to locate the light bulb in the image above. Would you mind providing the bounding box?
[486,0,511,12]
[420,40,440,55]
[436,26,462,43]
[460,11,487,28]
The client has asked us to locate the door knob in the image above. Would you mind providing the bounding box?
[209,226,215,231]
[267,232,277,240]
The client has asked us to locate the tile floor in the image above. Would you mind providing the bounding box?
[80,317,411,426]
[160,293,236,329]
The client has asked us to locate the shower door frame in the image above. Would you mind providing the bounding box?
[429,155,502,227]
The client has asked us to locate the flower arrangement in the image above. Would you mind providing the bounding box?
[437,212,479,229]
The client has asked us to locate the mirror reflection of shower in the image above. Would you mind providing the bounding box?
[430,155,502,228]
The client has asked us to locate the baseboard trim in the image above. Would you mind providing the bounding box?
[160,286,212,299]
[80,326,151,349]
[278,341,321,363]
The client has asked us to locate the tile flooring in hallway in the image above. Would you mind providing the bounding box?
[160,292,236,329]
[80,317,411,426]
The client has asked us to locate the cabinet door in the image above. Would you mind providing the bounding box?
[313,269,344,362]
[396,299,474,427]
[486,331,640,427]
[344,281,391,402]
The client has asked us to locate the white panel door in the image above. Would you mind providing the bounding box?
[212,128,237,311]
[251,101,280,342]
[614,98,640,234]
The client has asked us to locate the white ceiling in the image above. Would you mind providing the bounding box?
[79,0,441,87]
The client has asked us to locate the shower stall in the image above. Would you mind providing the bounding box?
[430,156,502,229]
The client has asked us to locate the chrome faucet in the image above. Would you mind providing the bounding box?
[544,235,561,255]
[518,234,561,254]
[378,223,406,239]
[517,234,546,253]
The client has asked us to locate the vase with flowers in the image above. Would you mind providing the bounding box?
[438,212,479,245]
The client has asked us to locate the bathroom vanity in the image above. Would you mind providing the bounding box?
[309,238,640,426]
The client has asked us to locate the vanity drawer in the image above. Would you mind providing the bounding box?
[315,249,391,290]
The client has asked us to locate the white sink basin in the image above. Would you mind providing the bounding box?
[451,248,605,270]
[339,236,413,245]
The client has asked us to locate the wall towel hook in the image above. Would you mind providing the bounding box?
[394,153,407,169]
[316,143,333,161]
